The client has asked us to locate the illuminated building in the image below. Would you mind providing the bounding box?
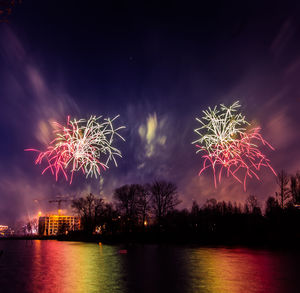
[38,215,80,236]
[0,225,8,232]
[0,225,14,237]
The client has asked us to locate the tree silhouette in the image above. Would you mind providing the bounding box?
[136,184,152,229]
[190,201,200,232]
[265,196,280,216]
[245,195,261,215]
[276,170,291,209]
[191,201,200,217]
[203,198,217,210]
[150,181,181,228]
[72,193,105,233]
[113,184,142,232]
[291,171,300,205]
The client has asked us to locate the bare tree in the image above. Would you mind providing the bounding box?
[245,195,260,214]
[100,203,118,235]
[113,184,141,231]
[202,198,218,210]
[191,201,200,230]
[150,181,181,226]
[275,170,291,209]
[233,201,242,214]
[291,171,300,205]
[136,184,152,228]
[72,193,105,233]
[265,196,280,216]
[191,200,200,217]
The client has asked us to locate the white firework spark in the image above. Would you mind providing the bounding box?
[193,101,249,156]
[26,115,125,184]
[192,101,276,190]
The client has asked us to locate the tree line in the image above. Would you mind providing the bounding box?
[71,181,181,235]
[70,170,300,245]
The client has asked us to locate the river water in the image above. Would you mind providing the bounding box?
[0,240,299,293]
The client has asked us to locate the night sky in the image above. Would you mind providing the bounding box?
[0,1,299,226]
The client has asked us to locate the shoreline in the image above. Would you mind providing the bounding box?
[1,233,300,250]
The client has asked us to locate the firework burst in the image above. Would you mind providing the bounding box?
[26,115,125,183]
[193,101,276,190]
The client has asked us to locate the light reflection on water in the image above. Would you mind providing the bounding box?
[0,240,126,293]
[0,240,299,293]
[186,247,298,293]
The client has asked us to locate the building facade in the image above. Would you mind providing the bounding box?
[0,225,14,237]
[38,215,80,236]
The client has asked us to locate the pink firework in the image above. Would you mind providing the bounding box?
[196,128,276,190]
[193,102,276,190]
[26,115,125,183]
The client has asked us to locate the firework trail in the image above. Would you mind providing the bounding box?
[193,101,276,190]
[26,115,125,184]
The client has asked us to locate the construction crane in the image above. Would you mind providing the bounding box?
[49,199,69,215]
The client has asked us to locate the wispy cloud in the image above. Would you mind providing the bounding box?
[271,18,295,57]
[138,112,167,158]
[1,27,79,147]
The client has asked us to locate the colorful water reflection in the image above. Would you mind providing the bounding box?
[0,241,299,293]
[186,247,298,293]
[29,241,126,292]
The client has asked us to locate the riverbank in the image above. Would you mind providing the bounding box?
[2,230,300,249]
